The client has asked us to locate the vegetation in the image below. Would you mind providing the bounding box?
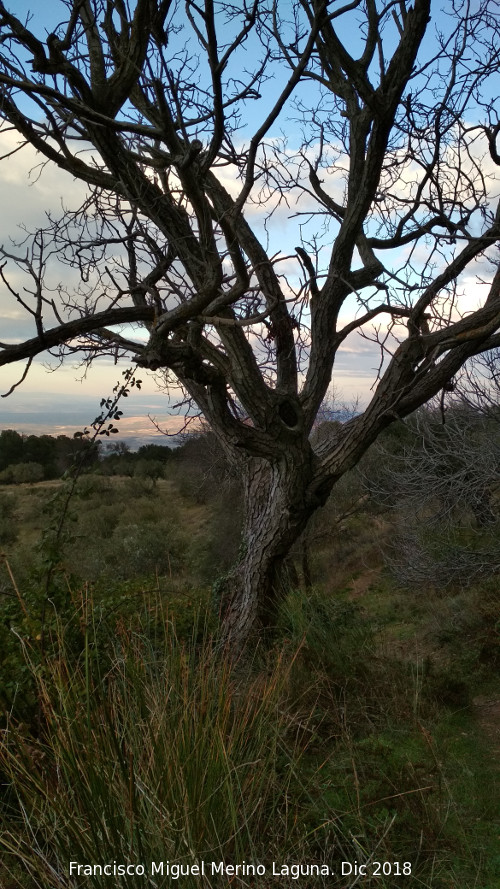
[0,411,499,888]
[0,430,98,483]
[2,1,500,644]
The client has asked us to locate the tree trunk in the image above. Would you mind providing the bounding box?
[220,453,315,650]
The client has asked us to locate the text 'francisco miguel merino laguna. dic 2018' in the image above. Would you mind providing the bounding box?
[68,860,413,879]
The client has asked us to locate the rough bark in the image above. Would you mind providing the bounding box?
[220,451,317,648]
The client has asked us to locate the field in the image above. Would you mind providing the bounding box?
[0,443,499,888]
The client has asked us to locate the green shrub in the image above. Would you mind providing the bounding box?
[0,462,44,485]
[0,517,17,545]
[278,588,371,681]
[110,520,186,578]
[133,458,164,482]
[0,492,18,544]
[76,502,121,541]
[74,473,112,498]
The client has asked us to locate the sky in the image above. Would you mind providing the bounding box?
[0,0,381,440]
[0,127,378,440]
[0,1,495,442]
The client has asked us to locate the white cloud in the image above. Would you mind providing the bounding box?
[0,129,88,240]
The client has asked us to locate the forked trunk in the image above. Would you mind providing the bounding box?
[220,453,315,650]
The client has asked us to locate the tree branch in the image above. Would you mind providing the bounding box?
[0,306,154,367]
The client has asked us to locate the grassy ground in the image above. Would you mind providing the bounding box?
[0,476,499,888]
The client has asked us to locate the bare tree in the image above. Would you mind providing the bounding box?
[452,348,500,421]
[366,405,500,587]
[1,0,500,647]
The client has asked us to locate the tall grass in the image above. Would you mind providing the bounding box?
[1,585,498,889]
[0,612,314,888]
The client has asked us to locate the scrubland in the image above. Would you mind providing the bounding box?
[0,420,499,888]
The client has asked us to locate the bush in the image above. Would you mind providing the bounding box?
[363,407,500,588]
[0,462,44,485]
[133,458,164,482]
[67,517,186,582]
[0,492,18,544]
[76,503,121,541]
[110,520,186,578]
[74,473,111,498]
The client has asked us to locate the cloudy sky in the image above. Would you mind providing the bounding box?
[0,2,494,442]
[0,127,381,441]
